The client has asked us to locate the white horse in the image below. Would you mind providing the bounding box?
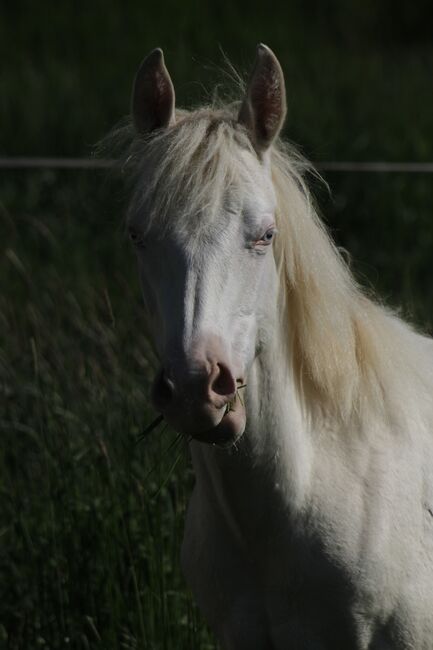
[119,44,433,648]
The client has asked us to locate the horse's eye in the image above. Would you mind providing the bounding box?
[251,226,277,252]
[260,227,277,244]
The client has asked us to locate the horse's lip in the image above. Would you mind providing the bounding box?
[190,400,246,448]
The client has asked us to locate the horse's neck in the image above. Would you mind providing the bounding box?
[189,336,313,531]
[245,340,313,503]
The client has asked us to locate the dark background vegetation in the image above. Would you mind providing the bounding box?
[1,1,432,648]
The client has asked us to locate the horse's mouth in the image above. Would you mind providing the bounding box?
[153,373,247,449]
[190,398,247,448]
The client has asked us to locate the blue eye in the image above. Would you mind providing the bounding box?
[251,226,278,252]
[262,227,277,243]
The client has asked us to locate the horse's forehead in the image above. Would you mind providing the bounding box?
[132,135,275,238]
[194,147,276,219]
[235,151,276,217]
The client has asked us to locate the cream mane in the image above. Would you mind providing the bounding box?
[271,144,432,427]
[106,107,433,429]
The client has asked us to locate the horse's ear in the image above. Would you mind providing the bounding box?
[131,48,175,134]
[238,44,287,154]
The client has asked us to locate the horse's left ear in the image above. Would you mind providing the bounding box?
[131,48,175,134]
[238,44,287,154]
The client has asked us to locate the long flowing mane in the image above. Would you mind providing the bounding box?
[105,105,433,431]
[271,145,432,428]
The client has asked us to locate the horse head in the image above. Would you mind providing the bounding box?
[127,45,286,446]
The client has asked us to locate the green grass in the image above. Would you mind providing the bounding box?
[0,172,215,649]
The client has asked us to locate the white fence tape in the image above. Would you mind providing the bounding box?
[1,157,433,173]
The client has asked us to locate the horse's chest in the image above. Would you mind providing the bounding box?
[186,445,433,647]
[184,492,376,649]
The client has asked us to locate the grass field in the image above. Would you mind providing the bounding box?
[1,2,432,648]
[0,171,217,648]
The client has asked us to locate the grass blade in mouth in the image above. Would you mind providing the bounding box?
[152,443,185,499]
[225,382,247,415]
[142,431,183,485]
[136,413,164,444]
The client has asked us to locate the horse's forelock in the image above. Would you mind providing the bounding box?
[124,109,254,234]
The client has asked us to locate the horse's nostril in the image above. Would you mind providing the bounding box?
[211,363,236,398]
[152,370,175,409]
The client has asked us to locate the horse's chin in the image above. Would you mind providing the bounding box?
[192,401,246,448]
[162,394,247,449]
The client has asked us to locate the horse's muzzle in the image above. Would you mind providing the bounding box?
[151,351,246,446]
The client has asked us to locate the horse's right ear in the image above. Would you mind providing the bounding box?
[131,48,175,134]
[238,44,287,154]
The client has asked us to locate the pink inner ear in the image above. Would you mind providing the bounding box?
[132,50,175,134]
[238,45,287,152]
[141,68,174,131]
[153,70,174,126]
[251,67,283,144]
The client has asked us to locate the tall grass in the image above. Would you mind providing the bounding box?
[0,172,216,648]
